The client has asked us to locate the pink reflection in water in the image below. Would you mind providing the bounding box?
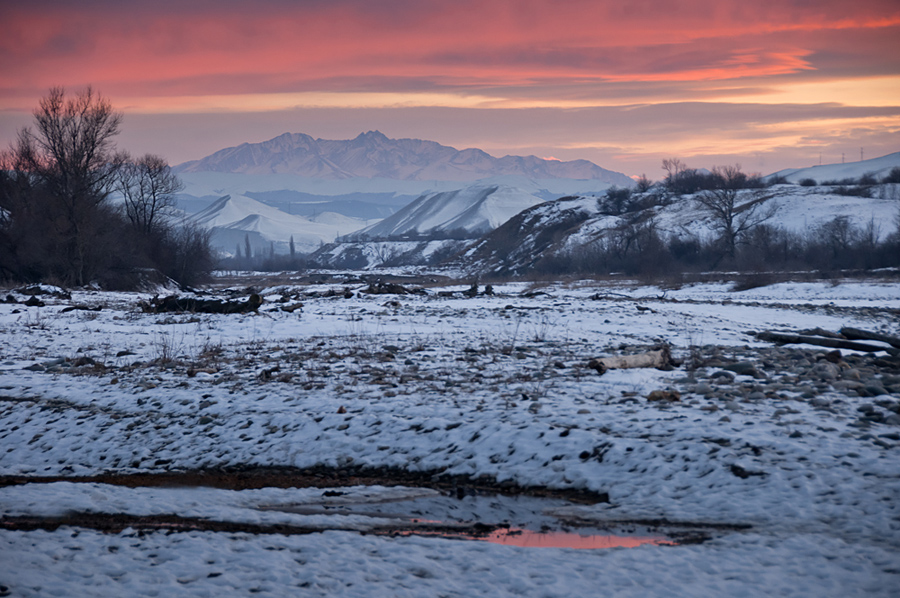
[484,528,673,549]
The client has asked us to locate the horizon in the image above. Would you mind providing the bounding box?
[1,0,899,177]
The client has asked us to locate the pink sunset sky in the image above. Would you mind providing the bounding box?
[1,0,898,177]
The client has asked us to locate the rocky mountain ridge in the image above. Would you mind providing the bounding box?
[174,131,633,185]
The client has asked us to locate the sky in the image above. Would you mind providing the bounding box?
[1,0,898,178]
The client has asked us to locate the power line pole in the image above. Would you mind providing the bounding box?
[860,147,864,161]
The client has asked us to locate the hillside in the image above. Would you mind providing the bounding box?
[347,184,546,240]
[458,184,900,276]
[768,151,900,183]
[190,194,366,255]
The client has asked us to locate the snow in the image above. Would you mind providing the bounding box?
[0,279,898,595]
[768,151,900,184]
[353,184,546,238]
[189,194,367,254]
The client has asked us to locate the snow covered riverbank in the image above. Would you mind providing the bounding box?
[1,278,898,596]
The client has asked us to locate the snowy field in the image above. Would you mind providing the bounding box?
[1,276,898,596]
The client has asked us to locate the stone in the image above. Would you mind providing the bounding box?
[647,389,680,402]
[812,362,840,381]
[710,371,735,383]
[722,362,757,375]
[843,368,861,380]
[198,416,213,425]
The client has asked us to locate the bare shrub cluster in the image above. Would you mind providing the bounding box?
[0,87,214,289]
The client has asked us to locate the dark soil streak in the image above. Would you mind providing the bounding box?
[0,513,501,538]
[0,465,609,504]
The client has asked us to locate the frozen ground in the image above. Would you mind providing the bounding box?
[0,277,898,596]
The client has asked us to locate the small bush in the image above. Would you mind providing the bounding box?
[882,167,900,184]
[799,178,817,187]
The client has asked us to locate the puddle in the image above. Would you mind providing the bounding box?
[260,488,681,549]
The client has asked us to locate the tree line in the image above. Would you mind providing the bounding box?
[0,87,214,289]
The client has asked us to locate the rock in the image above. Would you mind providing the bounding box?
[843,368,861,380]
[747,391,767,401]
[822,350,843,363]
[577,409,591,414]
[710,371,735,383]
[23,363,45,372]
[694,383,714,395]
[857,403,876,414]
[647,389,680,402]
[528,401,543,413]
[722,362,757,375]
[730,464,766,478]
[863,383,887,397]
[198,416,214,425]
[812,362,840,381]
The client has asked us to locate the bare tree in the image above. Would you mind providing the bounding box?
[696,165,776,260]
[116,154,183,234]
[634,174,653,193]
[14,86,125,285]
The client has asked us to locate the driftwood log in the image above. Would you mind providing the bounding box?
[756,331,898,356]
[140,294,262,314]
[589,346,675,375]
[839,327,900,350]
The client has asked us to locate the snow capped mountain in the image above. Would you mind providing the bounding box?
[768,151,900,183]
[174,131,633,185]
[190,194,367,255]
[347,184,546,239]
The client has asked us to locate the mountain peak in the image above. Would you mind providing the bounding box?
[355,130,388,140]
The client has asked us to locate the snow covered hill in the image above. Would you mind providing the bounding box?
[190,194,367,255]
[768,151,900,183]
[174,131,634,185]
[346,184,547,240]
[460,184,900,276]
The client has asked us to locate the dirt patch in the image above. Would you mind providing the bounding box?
[0,465,609,504]
[0,512,500,539]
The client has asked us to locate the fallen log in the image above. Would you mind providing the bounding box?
[61,304,103,313]
[839,327,900,350]
[140,294,262,314]
[589,346,675,375]
[756,331,896,355]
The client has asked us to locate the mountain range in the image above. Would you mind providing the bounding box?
[174,131,634,185]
